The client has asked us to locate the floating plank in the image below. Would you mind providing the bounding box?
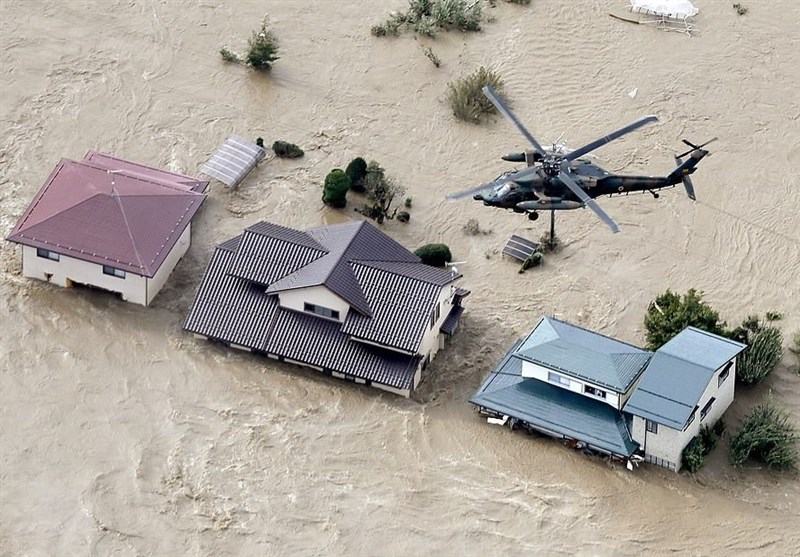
[200,135,266,188]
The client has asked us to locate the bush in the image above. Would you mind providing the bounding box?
[220,47,241,63]
[322,169,351,208]
[519,251,544,272]
[397,211,410,223]
[345,157,368,193]
[415,243,452,267]
[272,140,304,158]
[730,395,797,469]
[355,161,405,224]
[246,18,280,70]
[404,197,413,208]
[736,325,783,385]
[372,0,483,38]
[447,66,505,123]
[644,289,727,351]
[682,423,723,473]
[539,232,561,253]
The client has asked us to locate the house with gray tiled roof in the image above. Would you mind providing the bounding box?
[470,316,746,471]
[6,151,207,306]
[184,220,469,396]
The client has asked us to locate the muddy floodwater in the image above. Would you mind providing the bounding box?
[1,1,799,555]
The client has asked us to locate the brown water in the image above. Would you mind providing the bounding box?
[1,1,799,555]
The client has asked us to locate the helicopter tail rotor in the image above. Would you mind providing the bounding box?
[674,156,696,200]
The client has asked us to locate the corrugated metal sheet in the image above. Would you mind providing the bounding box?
[517,316,652,392]
[6,157,206,277]
[200,135,266,188]
[624,328,746,428]
[502,235,540,261]
[470,342,639,457]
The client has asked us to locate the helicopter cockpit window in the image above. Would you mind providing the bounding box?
[495,184,511,198]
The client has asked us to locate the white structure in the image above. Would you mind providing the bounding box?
[6,152,207,306]
[471,317,746,471]
[184,220,469,397]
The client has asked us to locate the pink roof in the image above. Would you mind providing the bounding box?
[6,154,207,277]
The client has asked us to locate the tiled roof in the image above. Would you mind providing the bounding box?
[470,342,639,457]
[6,155,206,277]
[516,316,652,393]
[624,328,746,428]
[184,219,462,390]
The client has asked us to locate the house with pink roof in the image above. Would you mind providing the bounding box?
[6,151,208,306]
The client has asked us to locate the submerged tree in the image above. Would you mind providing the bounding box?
[356,161,406,224]
[415,243,453,267]
[644,289,727,350]
[447,66,505,123]
[371,0,483,38]
[730,395,798,470]
[219,16,279,70]
[322,169,351,208]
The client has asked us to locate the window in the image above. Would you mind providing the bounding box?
[584,385,607,399]
[429,302,441,330]
[718,361,732,387]
[547,371,570,387]
[303,302,340,320]
[686,406,698,428]
[646,419,659,434]
[103,265,126,278]
[700,397,716,421]
[36,248,59,261]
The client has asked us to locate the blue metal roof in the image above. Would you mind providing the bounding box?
[516,317,652,393]
[470,343,639,457]
[624,328,746,429]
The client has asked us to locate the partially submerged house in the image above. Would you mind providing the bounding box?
[470,316,746,471]
[6,151,208,306]
[184,220,468,396]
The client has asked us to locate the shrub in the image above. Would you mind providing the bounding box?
[682,437,707,473]
[736,325,783,385]
[644,289,726,351]
[415,243,452,267]
[356,161,405,224]
[539,232,561,254]
[322,169,351,208]
[730,395,797,469]
[765,311,783,321]
[447,66,505,123]
[345,157,368,193]
[463,218,492,235]
[272,140,304,159]
[404,197,413,208]
[681,423,723,473]
[519,251,544,272]
[246,17,280,70]
[220,47,241,63]
[397,211,410,223]
[372,0,483,38]
[421,46,441,67]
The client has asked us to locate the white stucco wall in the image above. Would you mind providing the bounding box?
[278,285,351,322]
[146,225,191,305]
[416,285,455,361]
[631,357,737,471]
[22,245,148,305]
[521,361,622,409]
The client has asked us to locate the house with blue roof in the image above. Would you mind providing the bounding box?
[470,316,746,471]
[184,219,468,397]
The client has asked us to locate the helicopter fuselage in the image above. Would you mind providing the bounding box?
[474,158,698,213]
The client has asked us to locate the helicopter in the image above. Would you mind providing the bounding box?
[447,85,716,233]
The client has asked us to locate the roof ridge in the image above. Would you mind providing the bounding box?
[318,220,367,283]
[109,179,147,273]
[546,316,647,352]
[352,259,461,286]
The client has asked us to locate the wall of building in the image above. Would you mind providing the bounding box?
[278,285,351,322]
[631,357,737,471]
[415,285,454,363]
[521,361,622,409]
[146,225,191,305]
[22,245,147,305]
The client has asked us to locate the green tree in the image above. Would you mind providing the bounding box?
[730,395,798,469]
[736,325,783,384]
[414,243,452,267]
[345,157,368,193]
[246,18,280,70]
[446,66,505,123]
[322,169,351,208]
[644,289,726,350]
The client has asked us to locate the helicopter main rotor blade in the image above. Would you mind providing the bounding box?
[677,137,717,159]
[482,85,546,156]
[564,115,658,162]
[558,168,620,233]
[446,182,497,201]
